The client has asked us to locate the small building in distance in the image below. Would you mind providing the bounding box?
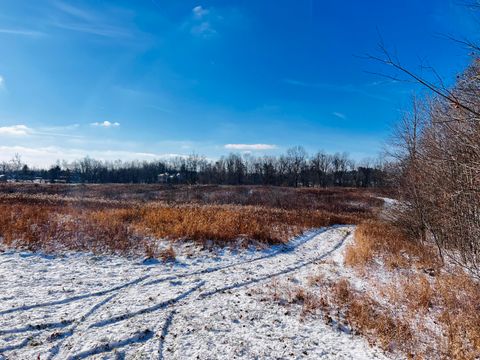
[157,172,182,184]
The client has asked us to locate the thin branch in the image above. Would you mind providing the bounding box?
[365,43,480,117]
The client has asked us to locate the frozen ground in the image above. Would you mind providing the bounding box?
[0,226,389,359]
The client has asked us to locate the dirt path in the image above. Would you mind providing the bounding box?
[0,226,388,359]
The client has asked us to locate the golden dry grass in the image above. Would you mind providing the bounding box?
[0,203,360,253]
[345,219,440,271]
[0,185,381,255]
[136,204,364,246]
[330,280,415,355]
[0,204,142,254]
[344,220,480,359]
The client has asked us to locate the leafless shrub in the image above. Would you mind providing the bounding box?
[382,52,480,276]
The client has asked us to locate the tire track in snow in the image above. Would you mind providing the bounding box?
[198,230,350,299]
[0,272,150,358]
[158,310,176,360]
[0,275,150,316]
[66,328,155,360]
[0,335,34,354]
[141,227,329,288]
[145,227,350,359]
[0,226,358,359]
[46,294,117,360]
[82,227,348,358]
[89,281,205,329]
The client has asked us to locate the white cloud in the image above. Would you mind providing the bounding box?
[224,144,277,151]
[91,121,120,128]
[185,5,245,38]
[332,112,347,119]
[0,76,4,89]
[193,5,209,19]
[0,125,32,136]
[0,145,186,167]
[187,5,218,37]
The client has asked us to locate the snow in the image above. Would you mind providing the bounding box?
[0,226,389,359]
[377,197,399,207]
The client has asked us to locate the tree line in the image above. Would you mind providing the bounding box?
[0,148,387,188]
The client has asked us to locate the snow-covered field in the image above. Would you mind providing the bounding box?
[0,226,389,359]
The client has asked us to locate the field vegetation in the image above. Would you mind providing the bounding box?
[0,184,382,256]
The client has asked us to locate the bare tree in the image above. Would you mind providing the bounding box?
[388,59,480,275]
[311,151,332,187]
[286,146,307,187]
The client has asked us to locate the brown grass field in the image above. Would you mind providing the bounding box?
[0,184,383,256]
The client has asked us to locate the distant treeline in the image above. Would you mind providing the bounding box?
[0,147,387,187]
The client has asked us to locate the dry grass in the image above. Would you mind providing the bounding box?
[0,183,383,213]
[344,220,480,359]
[289,286,325,317]
[269,277,416,355]
[0,204,145,255]
[345,219,441,271]
[136,204,363,246]
[435,273,480,359]
[378,272,480,359]
[159,245,176,263]
[329,280,415,355]
[0,203,360,254]
[0,185,382,256]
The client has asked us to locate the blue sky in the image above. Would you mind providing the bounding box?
[0,0,476,166]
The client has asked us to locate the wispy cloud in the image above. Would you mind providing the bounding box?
[54,1,95,21]
[366,79,399,87]
[332,112,347,119]
[51,1,133,38]
[0,75,5,90]
[91,121,120,128]
[0,125,32,136]
[282,78,390,102]
[53,22,132,38]
[0,123,84,139]
[224,144,277,151]
[0,28,46,37]
[41,124,80,131]
[191,21,216,37]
